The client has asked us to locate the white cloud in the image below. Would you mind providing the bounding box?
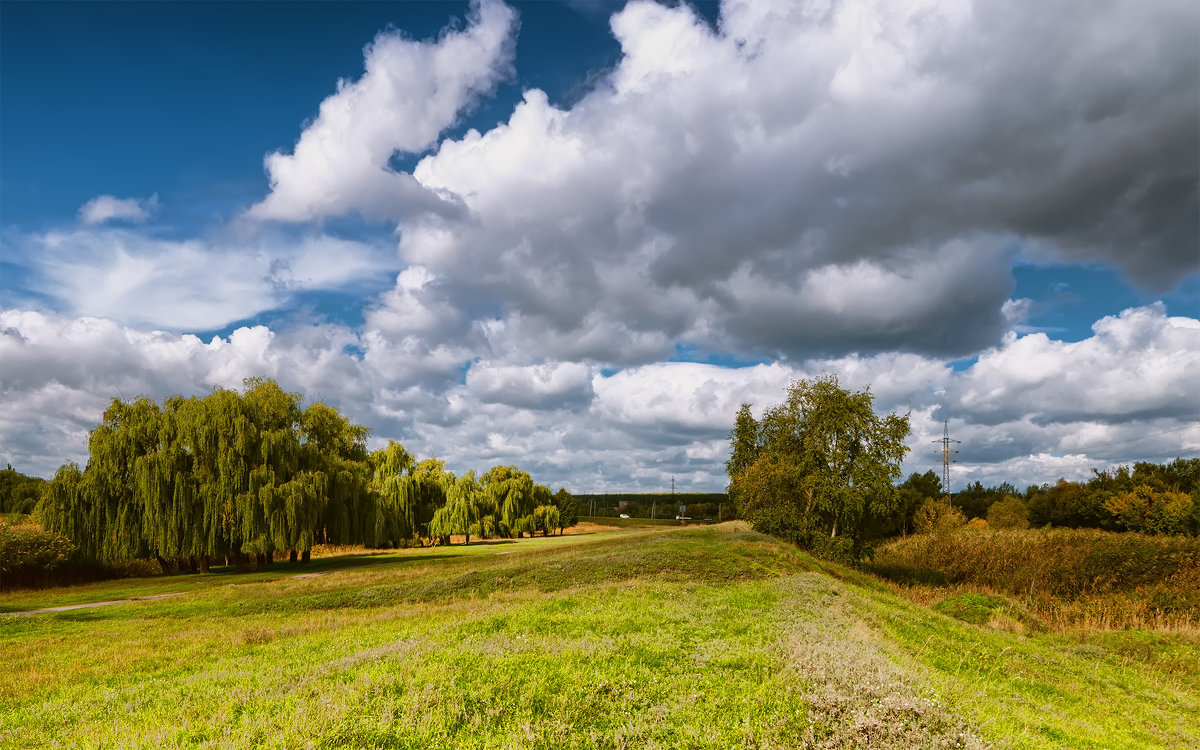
[247,0,517,223]
[388,0,1196,364]
[467,361,594,410]
[77,194,157,224]
[3,0,1198,497]
[2,304,1197,491]
[15,228,396,330]
[956,303,1200,424]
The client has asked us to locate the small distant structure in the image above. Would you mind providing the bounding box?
[933,420,961,502]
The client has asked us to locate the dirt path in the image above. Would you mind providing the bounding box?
[4,569,337,617]
[7,592,185,616]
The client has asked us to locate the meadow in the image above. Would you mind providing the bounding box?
[1,522,1197,749]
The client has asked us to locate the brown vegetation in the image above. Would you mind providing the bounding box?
[869,526,1200,631]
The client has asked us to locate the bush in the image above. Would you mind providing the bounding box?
[0,521,76,589]
[0,520,167,590]
[871,527,1199,599]
[1105,484,1194,535]
[987,496,1029,529]
[913,498,966,534]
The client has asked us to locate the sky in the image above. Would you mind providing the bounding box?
[1,0,1198,493]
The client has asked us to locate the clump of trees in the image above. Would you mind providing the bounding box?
[0,465,46,516]
[912,460,1200,536]
[37,378,576,570]
[726,374,910,561]
[1024,460,1199,534]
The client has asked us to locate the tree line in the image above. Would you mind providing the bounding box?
[572,493,730,520]
[901,458,1200,536]
[725,375,1198,561]
[35,378,577,570]
[0,465,46,516]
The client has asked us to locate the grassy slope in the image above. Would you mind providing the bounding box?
[1,525,1196,749]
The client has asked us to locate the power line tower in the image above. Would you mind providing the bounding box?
[933,420,960,503]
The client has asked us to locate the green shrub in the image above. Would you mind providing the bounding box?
[0,521,76,588]
[0,520,168,590]
[913,498,966,534]
[987,496,1029,529]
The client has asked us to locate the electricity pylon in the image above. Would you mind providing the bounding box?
[933,420,960,502]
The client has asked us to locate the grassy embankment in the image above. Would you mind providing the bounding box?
[2,522,1197,748]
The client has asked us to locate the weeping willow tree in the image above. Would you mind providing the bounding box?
[366,448,454,547]
[533,503,561,537]
[367,441,416,547]
[430,471,481,545]
[41,378,372,567]
[478,465,554,539]
[40,377,566,566]
[406,459,453,542]
[304,402,371,550]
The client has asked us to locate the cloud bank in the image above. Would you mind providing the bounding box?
[2,0,1197,493]
[2,303,1195,490]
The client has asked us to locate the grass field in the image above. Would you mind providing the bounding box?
[2,523,1197,748]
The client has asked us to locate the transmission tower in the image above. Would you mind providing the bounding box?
[932,420,960,502]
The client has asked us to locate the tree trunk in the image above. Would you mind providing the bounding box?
[289,549,298,563]
[232,550,250,572]
[301,549,311,563]
[465,534,470,546]
[831,519,838,538]
[187,556,198,573]
[255,553,267,569]
[198,556,210,573]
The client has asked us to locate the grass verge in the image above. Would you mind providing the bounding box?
[2,523,1196,748]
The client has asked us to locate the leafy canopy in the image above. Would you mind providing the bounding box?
[727,374,910,557]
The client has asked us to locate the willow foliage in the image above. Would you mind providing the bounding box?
[42,378,558,565]
[42,379,372,563]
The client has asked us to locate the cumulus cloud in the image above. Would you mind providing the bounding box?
[385,0,1198,363]
[13,228,397,330]
[1,304,1197,489]
[4,0,1198,495]
[77,194,158,224]
[467,361,594,410]
[954,303,1200,425]
[247,0,517,223]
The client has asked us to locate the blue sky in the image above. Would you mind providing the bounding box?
[1,0,1197,490]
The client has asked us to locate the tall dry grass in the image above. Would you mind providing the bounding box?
[869,527,1200,631]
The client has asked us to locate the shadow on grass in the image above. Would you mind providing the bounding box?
[1,552,462,616]
[208,552,462,582]
[866,564,948,587]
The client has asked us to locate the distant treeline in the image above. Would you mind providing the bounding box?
[0,465,46,516]
[881,458,1200,537]
[573,493,730,519]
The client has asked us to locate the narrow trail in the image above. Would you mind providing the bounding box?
[4,570,331,617]
[7,592,185,616]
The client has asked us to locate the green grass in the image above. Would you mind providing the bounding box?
[2,524,1196,748]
